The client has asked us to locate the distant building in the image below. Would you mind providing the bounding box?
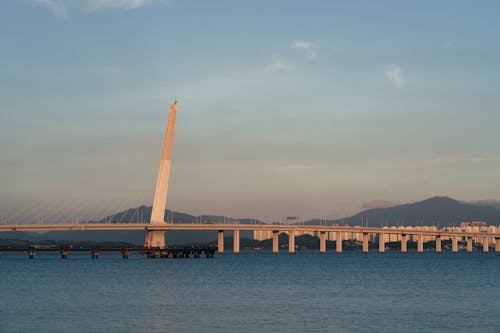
[460,221,487,228]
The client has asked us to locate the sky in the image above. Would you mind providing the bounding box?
[1,0,500,222]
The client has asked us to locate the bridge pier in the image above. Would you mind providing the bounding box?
[482,237,489,252]
[233,230,240,254]
[272,231,279,253]
[362,233,369,253]
[144,230,166,249]
[496,237,500,252]
[218,230,224,254]
[417,234,424,253]
[435,236,442,253]
[401,234,408,253]
[452,236,458,252]
[379,232,385,253]
[288,230,295,254]
[336,232,342,253]
[319,231,326,253]
[466,236,473,252]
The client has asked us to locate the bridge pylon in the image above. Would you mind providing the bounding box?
[144,100,178,249]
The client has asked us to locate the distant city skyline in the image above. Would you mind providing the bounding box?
[1,1,500,221]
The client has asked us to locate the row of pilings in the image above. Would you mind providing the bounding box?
[0,246,217,259]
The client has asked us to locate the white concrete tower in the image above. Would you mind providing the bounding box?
[144,100,178,248]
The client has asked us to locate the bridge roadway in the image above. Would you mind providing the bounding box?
[1,223,500,254]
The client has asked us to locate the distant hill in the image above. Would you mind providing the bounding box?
[306,196,500,227]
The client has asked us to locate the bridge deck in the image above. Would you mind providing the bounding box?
[1,223,499,238]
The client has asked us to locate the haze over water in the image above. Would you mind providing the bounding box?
[1,252,499,333]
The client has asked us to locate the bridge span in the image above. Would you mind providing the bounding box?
[2,223,499,254]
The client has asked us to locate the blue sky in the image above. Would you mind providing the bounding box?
[1,0,500,222]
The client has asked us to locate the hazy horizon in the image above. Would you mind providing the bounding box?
[2,1,500,221]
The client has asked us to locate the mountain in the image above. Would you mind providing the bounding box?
[306,196,500,227]
[472,200,500,211]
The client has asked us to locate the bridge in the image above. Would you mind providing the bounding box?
[2,223,500,254]
[2,100,500,256]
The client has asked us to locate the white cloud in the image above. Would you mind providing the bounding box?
[83,0,157,11]
[385,64,406,89]
[30,0,171,16]
[265,57,292,71]
[293,40,316,59]
[31,0,66,17]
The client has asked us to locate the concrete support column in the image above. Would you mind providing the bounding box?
[435,236,442,253]
[144,230,166,249]
[496,237,500,253]
[288,230,295,254]
[233,229,240,254]
[218,230,224,254]
[401,234,408,253]
[466,236,473,253]
[362,233,369,253]
[272,231,279,253]
[417,234,424,253]
[482,237,489,252]
[452,236,458,252]
[336,232,342,253]
[319,231,326,253]
[379,232,385,253]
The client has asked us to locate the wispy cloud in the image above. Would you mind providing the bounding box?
[84,0,163,12]
[385,64,406,89]
[443,40,454,49]
[265,57,292,71]
[272,164,331,173]
[30,0,171,16]
[361,200,400,210]
[31,0,66,17]
[293,40,316,59]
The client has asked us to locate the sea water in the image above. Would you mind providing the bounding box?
[1,251,499,333]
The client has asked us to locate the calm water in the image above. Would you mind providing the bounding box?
[1,251,499,333]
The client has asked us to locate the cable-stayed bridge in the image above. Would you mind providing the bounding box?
[1,100,499,256]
